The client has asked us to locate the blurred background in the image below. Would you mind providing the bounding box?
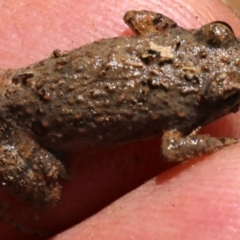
[225,0,240,14]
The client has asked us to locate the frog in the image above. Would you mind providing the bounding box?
[0,9,240,233]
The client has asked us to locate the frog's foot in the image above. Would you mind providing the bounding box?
[124,10,178,36]
[161,129,240,162]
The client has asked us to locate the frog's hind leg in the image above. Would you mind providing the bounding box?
[161,129,240,162]
[124,10,178,35]
[0,198,49,237]
[0,120,68,234]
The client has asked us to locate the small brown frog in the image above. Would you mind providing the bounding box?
[0,10,240,233]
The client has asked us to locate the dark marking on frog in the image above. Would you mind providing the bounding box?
[0,10,240,234]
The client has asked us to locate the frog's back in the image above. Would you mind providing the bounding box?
[2,19,240,151]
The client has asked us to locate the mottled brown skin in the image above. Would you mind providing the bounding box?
[0,10,240,233]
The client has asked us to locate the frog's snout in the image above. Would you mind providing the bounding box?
[200,71,240,106]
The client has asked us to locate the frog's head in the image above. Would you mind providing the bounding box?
[200,71,240,119]
[193,21,240,120]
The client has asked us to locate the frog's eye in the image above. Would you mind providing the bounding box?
[194,21,236,48]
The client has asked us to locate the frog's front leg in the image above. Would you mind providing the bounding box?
[0,121,67,210]
[161,129,240,162]
[124,10,178,35]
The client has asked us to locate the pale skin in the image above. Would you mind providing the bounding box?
[1,0,240,239]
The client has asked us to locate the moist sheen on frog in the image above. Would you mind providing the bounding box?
[0,10,240,234]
